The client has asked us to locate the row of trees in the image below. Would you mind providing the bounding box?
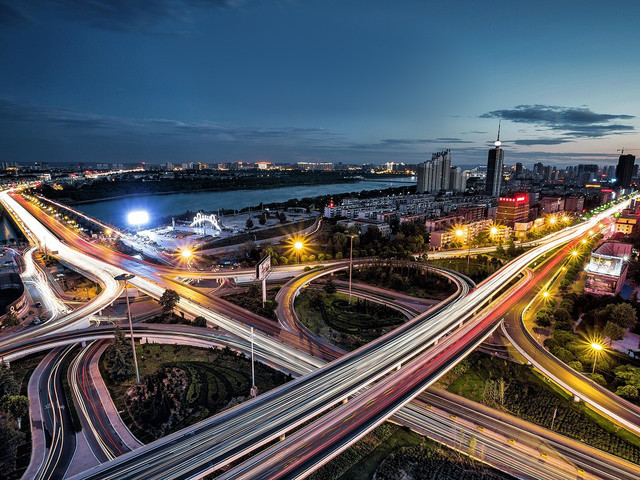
[0,363,29,476]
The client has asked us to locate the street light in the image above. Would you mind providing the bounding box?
[590,342,604,374]
[347,234,357,304]
[114,273,141,384]
[455,227,471,267]
[294,240,304,264]
[181,247,193,260]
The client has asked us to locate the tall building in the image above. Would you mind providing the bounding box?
[449,166,468,192]
[417,149,451,193]
[496,193,529,227]
[485,124,504,197]
[615,153,635,188]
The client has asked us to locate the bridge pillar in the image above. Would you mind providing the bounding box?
[280,434,286,441]
[574,395,581,403]
[81,340,86,347]
[343,398,348,404]
[396,362,402,371]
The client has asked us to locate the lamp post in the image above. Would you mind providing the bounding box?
[294,240,304,264]
[590,342,604,374]
[114,273,140,384]
[347,234,356,304]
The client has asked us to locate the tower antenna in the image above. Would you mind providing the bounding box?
[494,120,502,147]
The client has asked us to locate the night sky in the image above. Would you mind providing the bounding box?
[1,0,639,166]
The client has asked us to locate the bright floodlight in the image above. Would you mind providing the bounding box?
[549,217,556,224]
[591,342,603,351]
[455,229,464,237]
[294,241,304,251]
[490,227,498,235]
[128,210,149,226]
[181,248,193,259]
[572,250,578,256]
[542,291,550,298]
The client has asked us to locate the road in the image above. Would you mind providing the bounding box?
[34,346,77,480]
[5,185,637,479]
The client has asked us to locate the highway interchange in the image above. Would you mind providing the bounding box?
[1,186,640,479]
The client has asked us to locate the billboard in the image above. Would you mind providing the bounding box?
[256,255,272,281]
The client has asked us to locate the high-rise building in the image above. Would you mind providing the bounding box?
[496,193,529,227]
[449,166,468,192]
[615,153,636,188]
[485,125,504,197]
[417,149,451,193]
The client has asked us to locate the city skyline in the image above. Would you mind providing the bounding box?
[1,1,639,166]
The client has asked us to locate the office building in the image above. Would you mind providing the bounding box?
[584,242,632,296]
[616,153,635,188]
[496,193,529,227]
[485,125,504,197]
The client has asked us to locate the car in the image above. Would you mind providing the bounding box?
[34,302,42,308]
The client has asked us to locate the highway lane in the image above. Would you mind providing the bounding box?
[406,389,640,480]
[34,346,77,480]
[217,269,533,480]
[503,281,640,436]
[7,189,632,478]
[69,340,131,462]
[70,200,629,480]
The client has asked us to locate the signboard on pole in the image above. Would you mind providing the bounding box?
[256,255,272,281]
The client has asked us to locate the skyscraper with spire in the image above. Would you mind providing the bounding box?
[485,122,504,197]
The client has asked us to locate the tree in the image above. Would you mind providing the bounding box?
[246,217,254,229]
[590,373,607,387]
[193,316,207,327]
[0,395,29,428]
[159,289,180,315]
[603,321,626,344]
[105,327,132,381]
[324,278,337,294]
[0,363,18,398]
[2,314,20,328]
[258,214,267,226]
[611,303,638,330]
[616,384,639,400]
[0,418,24,477]
[553,308,571,324]
[278,212,287,224]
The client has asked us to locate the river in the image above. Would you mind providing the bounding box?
[75,176,416,228]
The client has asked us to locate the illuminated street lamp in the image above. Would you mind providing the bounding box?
[571,250,578,258]
[114,273,141,385]
[590,342,604,374]
[490,226,499,236]
[294,240,304,264]
[542,290,550,299]
[455,227,472,267]
[347,234,357,304]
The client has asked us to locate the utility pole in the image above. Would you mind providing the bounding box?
[115,273,140,384]
[250,327,258,397]
[348,234,355,304]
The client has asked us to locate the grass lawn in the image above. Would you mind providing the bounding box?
[445,352,640,463]
[101,343,291,442]
[310,423,514,480]
[295,290,406,351]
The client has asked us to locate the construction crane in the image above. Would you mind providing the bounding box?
[617,148,640,155]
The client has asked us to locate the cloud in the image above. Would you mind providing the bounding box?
[0,96,341,149]
[510,138,574,146]
[0,0,250,32]
[480,104,634,138]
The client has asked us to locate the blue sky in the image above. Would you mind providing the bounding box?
[1,0,639,166]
